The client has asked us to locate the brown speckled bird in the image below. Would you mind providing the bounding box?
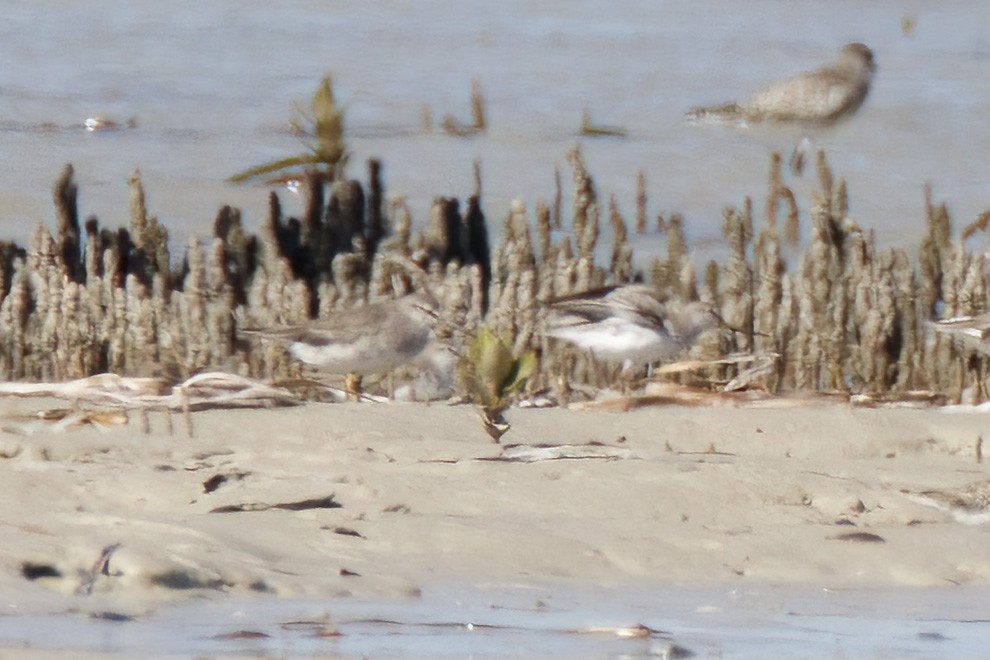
[689,43,876,126]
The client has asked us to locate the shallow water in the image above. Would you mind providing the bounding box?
[3,583,990,657]
[0,1,988,257]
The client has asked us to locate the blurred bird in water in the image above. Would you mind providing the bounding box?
[689,42,876,126]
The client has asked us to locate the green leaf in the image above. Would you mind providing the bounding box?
[227,154,324,183]
[311,76,345,151]
[460,326,537,443]
[501,350,537,395]
[230,75,348,184]
[312,76,336,117]
[465,327,513,408]
[461,327,537,413]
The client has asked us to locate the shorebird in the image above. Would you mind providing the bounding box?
[904,481,990,525]
[242,290,440,397]
[544,284,719,371]
[689,42,876,126]
[931,312,990,353]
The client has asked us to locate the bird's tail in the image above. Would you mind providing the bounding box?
[686,102,744,124]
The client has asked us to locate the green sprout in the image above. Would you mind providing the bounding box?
[229,76,348,184]
[460,327,537,443]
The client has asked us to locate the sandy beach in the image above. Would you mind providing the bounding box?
[3,395,990,655]
[2,2,990,656]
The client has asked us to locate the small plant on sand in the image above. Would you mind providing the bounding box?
[460,327,537,443]
[229,75,348,184]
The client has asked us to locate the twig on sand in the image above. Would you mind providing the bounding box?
[0,372,303,435]
[480,441,638,463]
[0,372,301,411]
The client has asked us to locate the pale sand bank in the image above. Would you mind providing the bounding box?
[2,399,990,654]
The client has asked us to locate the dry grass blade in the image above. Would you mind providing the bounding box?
[0,372,301,423]
[0,373,168,399]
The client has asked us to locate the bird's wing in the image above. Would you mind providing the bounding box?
[742,67,858,122]
[547,286,666,330]
[546,286,622,327]
[602,287,668,328]
[244,303,392,346]
[546,299,617,328]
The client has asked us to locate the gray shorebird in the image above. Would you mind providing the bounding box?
[689,42,876,126]
[931,312,990,353]
[545,284,719,370]
[242,291,440,393]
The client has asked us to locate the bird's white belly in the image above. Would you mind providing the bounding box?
[289,334,426,374]
[551,320,677,364]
